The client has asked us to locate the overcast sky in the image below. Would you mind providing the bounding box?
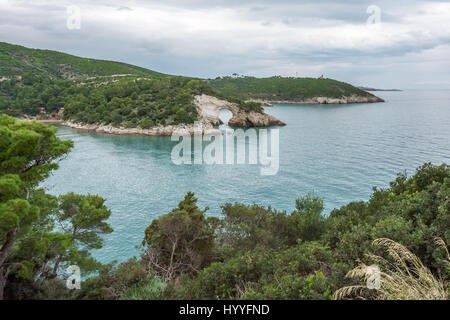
[1,0,449,88]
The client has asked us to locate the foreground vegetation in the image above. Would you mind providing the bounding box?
[334,238,449,300]
[1,116,448,300]
[0,115,112,299]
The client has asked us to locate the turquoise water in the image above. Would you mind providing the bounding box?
[42,90,450,263]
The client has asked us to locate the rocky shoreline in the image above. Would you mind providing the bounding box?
[61,94,287,136]
[62,120,222,136]
[37,94,383,137]
[248,94,384,106]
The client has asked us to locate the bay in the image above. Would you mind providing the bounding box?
[41,89,450,263]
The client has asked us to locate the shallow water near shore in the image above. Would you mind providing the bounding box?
[42,89,450,263]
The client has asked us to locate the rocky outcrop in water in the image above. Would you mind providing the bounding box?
[62,93,383,136]
[193,94,286,127]
[63,94,286,136]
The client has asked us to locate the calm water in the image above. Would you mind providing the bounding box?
[42,90,450,263]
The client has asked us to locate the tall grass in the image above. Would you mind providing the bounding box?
[333,238,449,300]
[119,277,166,300]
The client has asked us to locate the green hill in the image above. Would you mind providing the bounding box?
[0,74,223,125]
[208,76,378,101]
[0,42,165,79]
[0,42,383,128]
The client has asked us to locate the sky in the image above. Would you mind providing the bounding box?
[1,0,449,89]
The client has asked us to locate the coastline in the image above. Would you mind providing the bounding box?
[62,120,222,136]
[35,119,63,124]
[248,94,384,106]
[27,94,383,137]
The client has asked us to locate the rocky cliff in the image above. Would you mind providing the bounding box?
[193,94,286,127]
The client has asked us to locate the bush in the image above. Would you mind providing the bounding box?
[64,163,450,300]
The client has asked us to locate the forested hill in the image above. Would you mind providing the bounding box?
[0,42,382,128]
[208,76,380,102]
[0,42,165,79]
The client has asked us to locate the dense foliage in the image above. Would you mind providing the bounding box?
[0,75,212,126]
[63,77,215,127]
[1,116,448,300]
[0,42,165,79]
[0,74,74,116]
[0,41,211,126]
[76,163,449,300]
[0,73,263,126]
[0,42,265,125]
[208,76,376,101]
[1,42,386,127]
[0,115,112,299]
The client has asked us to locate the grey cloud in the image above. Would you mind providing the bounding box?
[117,6,133,11]
[0,0,449,88]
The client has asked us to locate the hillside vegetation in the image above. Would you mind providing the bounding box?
[62,77,214,127]
[1,42,381,128]
[0,74,262,127]
[0,42,165,79]
[208,76,377,101]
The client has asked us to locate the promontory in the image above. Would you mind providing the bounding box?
[0,41,384,136]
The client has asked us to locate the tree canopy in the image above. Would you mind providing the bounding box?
[208,76,377,101]
[0,115,112,300]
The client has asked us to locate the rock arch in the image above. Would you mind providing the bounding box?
[193,94,285,127]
